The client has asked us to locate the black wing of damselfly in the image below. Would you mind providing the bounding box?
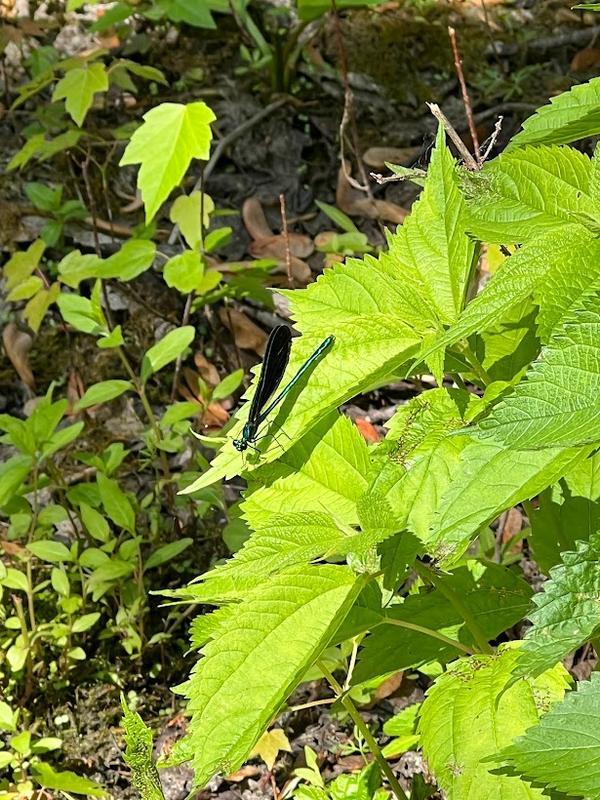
[246,325,292,428]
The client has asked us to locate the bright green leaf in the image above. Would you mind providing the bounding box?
[75,380,132,411]
[120,101,215,222]
[140,325,195,383]
[52,62,109,126]
[163,251,205,294]
[27,540,73,563]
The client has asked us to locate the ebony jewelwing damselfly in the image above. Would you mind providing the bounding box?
[233,325,335,452]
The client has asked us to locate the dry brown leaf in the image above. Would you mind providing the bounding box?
[2,322,35,390]
[226,765,262,782]
[374,671,404,700]
[242,196,274,241]
[218,307,269,355]
[355,417,381,443]
[242,196,314,285]
[362,146,421,169]
[66,370,86,414]
[194,353,220,387]
[337,164,408,224]
[571,47,600,72]
[501,507,523,544]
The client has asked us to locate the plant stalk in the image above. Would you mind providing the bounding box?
[317,661,409,800]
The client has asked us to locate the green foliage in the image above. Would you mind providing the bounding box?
[419,645,570,800]
[495,672,600,799]
[121,696,165,800]
[475,289,600,449]
[120,102,215,222]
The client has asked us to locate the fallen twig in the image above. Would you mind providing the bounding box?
[448,26,480,165]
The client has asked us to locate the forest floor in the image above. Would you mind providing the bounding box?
[1,0,599,797]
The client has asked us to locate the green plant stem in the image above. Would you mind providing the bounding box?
[317,661,408,800]
[382,617,473,655]
[415,561,493,654]
[460,342,492,387]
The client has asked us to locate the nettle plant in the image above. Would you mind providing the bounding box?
[128,78,600,799]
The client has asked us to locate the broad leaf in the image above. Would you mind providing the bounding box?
[120,102,215,222]
[75,380,132,411]
[475,289,600,449]
[163,251,205,294]
[389,122,476,325]
[354,563,532,683]
[52,62,109,126]
[173,512,350,603]
[0,455,32,507]
[515,532,600,678]
[27,541,73,563]
[415,225,600,370]
[509,76,600,148]
[163,564,362,787]
[32,762,105,796]
[464,145,595,243]
[495,672,600,799]
[419,645,570,800]
[242,413,370,528]
[428,438,590,565]
[59,240,156,286]
[140,326,195,383]
[528,452,600,573]
[97,473,135,533]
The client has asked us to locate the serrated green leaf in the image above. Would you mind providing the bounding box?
[120,102,215,222]
[464,145,595,243]
[515,532,600,678]
[495,672,600,799]
[419,644,570,800]
[164,565,362,786]
[415,225,600,370]
[52,62,109,126]
[354,563,532,683]
[241,412,370,528]
[427,438,590,565]
[181,129,476,491]
[475,290,600,449]
[140,326,195,383]
[75,380,132,411]
[121,695,165,800]
[509,76,600,148]
[178,512,349,602]
[393,123,476,324]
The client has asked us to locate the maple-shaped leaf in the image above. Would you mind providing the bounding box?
[120,102,215,222]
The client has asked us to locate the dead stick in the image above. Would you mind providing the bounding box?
[427,103,479,171]
[448,26,480,165]
[279,193,293,287]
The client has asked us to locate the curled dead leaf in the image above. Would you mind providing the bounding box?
[218,307,269,355]
[243,196,313,285]
[2,322,35,391]
[355,417,381,443]
[337,164,408,224]
[362,146,421,169]
[194,353,220,387]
